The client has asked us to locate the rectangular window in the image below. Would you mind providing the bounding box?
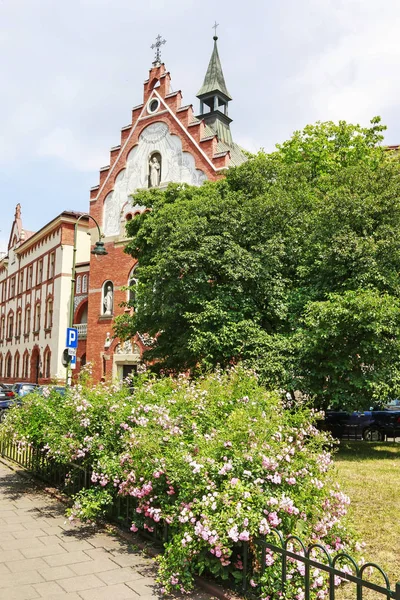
[9,277,16,299]
[16,312,22,337]
[19,270,24,294]
[48,252,55,279]
[25,308,31,334]
[27,265,33,290]
[37,260,43,285]
[7,315,14,339]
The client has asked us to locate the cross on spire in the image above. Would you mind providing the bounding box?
[151,34,166,65]
[212,21,219,39]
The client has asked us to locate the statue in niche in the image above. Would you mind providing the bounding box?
[103,283,113,315]
[149,154,161,187]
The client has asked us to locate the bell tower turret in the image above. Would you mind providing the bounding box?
[196,27,233,145]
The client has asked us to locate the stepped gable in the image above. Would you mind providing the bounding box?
[89,35,247,240]
[90,61,233,235]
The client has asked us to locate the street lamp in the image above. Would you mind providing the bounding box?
[66,214,108,386]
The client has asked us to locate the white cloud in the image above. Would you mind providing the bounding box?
[288,1,400,126]
[0,237,8,254]
[0,0,400,242]
[37,127,107,171]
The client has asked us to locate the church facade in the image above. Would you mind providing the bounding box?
[0,35,246,385]
[84,34,246,382]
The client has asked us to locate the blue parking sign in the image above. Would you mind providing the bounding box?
[66,327,78,349]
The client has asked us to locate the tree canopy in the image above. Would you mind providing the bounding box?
[115,117,400,409]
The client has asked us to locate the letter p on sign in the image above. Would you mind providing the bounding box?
[66,327,78,349]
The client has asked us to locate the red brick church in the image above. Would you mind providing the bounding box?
[77,33,247,383]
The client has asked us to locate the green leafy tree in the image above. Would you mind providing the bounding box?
[275,116,386,180]
[116,118,400,408]
[297,290,400,408]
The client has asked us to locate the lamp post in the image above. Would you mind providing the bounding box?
[66,214,107,386]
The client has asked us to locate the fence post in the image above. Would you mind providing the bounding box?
[242,542,248,594]
[396,582,400,600]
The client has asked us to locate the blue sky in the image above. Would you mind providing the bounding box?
[1,0,400,251]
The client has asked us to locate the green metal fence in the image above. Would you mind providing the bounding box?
[0,437,90,495]
[242,529,400,599]
[1,438,399,598]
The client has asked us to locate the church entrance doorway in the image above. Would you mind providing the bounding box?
[123,365,137,379]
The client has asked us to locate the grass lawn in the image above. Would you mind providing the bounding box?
[334,441,400,598]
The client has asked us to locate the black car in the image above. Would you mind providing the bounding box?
[321,407,400,441]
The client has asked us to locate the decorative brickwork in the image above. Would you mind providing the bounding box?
[86,57,237,382]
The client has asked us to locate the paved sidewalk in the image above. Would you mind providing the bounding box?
[0,462,210,600]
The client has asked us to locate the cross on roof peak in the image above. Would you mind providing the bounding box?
[151,34,166,65]
[212,21,219,39]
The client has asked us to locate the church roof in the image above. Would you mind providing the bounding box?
[186,120,247,167]
[197,36,232,101]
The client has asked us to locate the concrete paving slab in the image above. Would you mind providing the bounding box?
[57,573,106,593]
[0,462,214,600]
[97,566,145,585]
[79,583,140,599]
[0,585,40,599]
[68,556,119,576]
[37,564,76,581]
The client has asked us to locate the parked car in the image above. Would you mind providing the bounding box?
[0,383,14,391]
[0,383,15,399]
[37,385,66,397]
[321,408,400,441]
[0,383,17,422]
[11,383,39,398]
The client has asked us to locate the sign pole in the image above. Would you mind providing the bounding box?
[66,221,79,388]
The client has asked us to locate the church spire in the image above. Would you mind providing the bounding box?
[197,29,232,101]
[196,28,233,145]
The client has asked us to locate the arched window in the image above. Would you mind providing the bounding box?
[76,276,82,294]
[14,352,20,379]
[45,298,53,329]
[128,266,138,309]
[25,305,31,334]
[102,281,114,316]
[6,353,12,378]
[23,351,29,379]
[7,311,14,339]
[44,348,51,379]
[0,354,3,378]
[34,302,41,332]
[82,274,88,293]
[0,315,4,340]
[16,310,22,338]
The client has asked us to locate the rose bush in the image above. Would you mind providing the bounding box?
[0,366,359,598]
